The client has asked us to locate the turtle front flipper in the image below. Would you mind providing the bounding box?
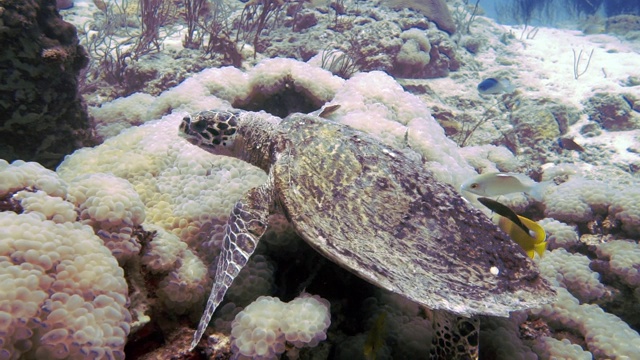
[429,311,479,360]
[190,175,275,350]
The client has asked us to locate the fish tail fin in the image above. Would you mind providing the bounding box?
[528,180,554,201]
[534,242,547,258]
[500,78,516,93]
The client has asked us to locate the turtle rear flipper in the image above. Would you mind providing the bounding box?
[190,175,274,350]
[430,311,479,360]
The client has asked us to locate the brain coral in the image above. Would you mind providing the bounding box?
[609,188,640,237]
[0,212,130,359]
[87,58,475,188]
[543,177,612,223]
[57,114,268,254]
[538,218,580,251]
[14,190,77,224]
[0,160,67,198]
[230,294,330,359]
[596,240,640,289]
[66,173,146,263]
[532,248,640,358]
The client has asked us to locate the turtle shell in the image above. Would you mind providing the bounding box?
[272,113,555,316]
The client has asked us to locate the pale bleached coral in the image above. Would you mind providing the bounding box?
[90,93,156,138]
[90,59,343,137]
[245,58,343,108]
[609,189,640,237]
[530,286,640,358]
[147,76,232,121]
[88,58,475,189]
[532,248,640,358]
[140,223,188,273]
[13,190,77,224]
[532,337,592,360]
[538,218,580,251]
[543,178,613,223]
[0,212,130,359]
[396,29,432,75]
[66,173,146,262]
[539,165,640,237]
[596,240,640,288]
[57,114,268,252]
[230,294,330,359]
[538,249,607,303]
[459,144,520,174]
[0,159,67,198]
[156,249,208,314]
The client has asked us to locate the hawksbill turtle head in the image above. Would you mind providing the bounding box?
[180,110,243,157]
[180,109,285,172]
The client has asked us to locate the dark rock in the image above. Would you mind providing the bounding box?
[623,75,640,87]
[56,0,73,9]
[383,0,456,34]
[397,79,435,95]
[623,93,640,112]
[460,35,486,54]
[580,122,602,137]
[430,106,462,136]
[545,101,581,134]
[606,15,640,35]
[511,106,561,148]
[584,92,640,131]
[291,10,318,32]
[349,20,403,72]
[0,0,95,169]
[394,9,431,30]
[422,30,460,78]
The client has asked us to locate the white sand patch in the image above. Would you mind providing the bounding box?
[503,26,640,106]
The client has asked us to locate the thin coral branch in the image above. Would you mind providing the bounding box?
[183,0,208,49]
[573,48,594,80]
[236,0,287,58]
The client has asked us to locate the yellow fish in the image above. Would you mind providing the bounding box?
[363,312,386,360]
[478,197,547,259]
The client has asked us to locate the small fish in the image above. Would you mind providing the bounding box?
[460,172,550,201]
[318,104,341,118]
[478,197,547,259]
[93,0,108,12]
[582,24,605,35]
[559,137,585,152]
[477,77,515,95]
[363,312,387,360]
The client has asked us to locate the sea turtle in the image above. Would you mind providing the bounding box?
[179,109,555,358]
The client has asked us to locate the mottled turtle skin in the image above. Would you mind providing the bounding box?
[179,109,555,358]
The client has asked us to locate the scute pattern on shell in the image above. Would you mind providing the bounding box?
[273,113,554,317]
